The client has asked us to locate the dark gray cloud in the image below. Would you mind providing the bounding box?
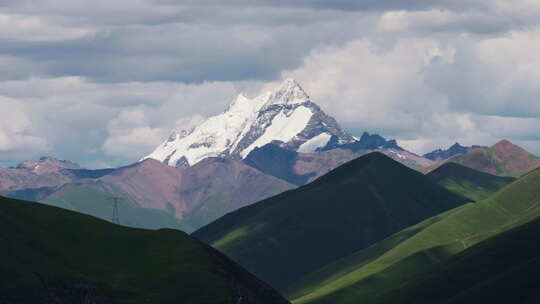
[0,0,532,84]
[281,0,487,11]
[154,0,488,12]
[0,3,365,83]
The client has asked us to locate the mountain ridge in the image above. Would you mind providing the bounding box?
[423,143,485,161]
[424,139,540,177]
[34,157,294,232]
[0,157,84,192]
[244,142,432,186]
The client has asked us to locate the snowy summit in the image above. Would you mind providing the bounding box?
[144,79,355,167]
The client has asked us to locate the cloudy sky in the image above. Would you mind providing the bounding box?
[1,0,540,168]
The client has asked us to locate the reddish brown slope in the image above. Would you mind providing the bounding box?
[100,159,186,217]
[178,157,295,228]
[6,157,292,232]
[98,158,294,231]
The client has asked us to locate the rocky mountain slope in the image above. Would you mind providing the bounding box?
[173,158,294,230]
[194,152,468,290]
[0,157,82,191]
[0,195,290,304]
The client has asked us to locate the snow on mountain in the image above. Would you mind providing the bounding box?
[240,105,313,157]
[144,79,355,167]
[298,133,332,153]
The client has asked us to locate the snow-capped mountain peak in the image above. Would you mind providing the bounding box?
[227,92,268,113]
[144,79,355,167]
[266,78,310,106]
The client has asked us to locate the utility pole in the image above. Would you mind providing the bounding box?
[109,197,121,225]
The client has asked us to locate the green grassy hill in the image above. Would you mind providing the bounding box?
[0,186,56,202]
[427,162,515,201]
[0,195,289,304]
[194,152,469,291]
[287,167,540,304]
[374,214,540,304]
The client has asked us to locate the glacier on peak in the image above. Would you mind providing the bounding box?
[143,79,355,167]
[298,133,333,153]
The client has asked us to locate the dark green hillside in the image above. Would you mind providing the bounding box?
[0,196,289,304]
[0,186,56,202]
[287,167,540,304]
[427,162,515,201]
[42,180,187,231]
[194,152,468,290]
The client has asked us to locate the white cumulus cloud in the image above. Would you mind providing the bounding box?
[0,97,48,152]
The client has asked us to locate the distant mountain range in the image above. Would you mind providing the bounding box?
[244,137,432,187]
[1,157,293,232]
[1,80,540,235]
[424,139,540,177]
[0,135,444,232]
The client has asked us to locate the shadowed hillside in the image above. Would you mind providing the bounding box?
[427,162,515,201]
[194,152,468,290]
[0,196,290,304]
